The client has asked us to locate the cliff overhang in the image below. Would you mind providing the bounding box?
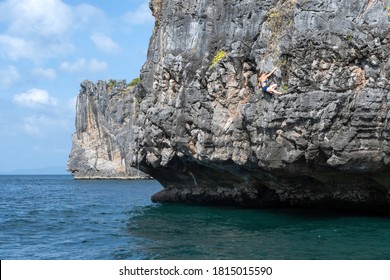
[132,0,390,212]
[69,0,390,212]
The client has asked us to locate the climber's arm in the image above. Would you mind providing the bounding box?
[265,67,277,79]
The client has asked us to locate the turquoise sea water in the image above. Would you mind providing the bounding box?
[1,175,390,260]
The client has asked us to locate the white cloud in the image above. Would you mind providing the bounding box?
[0,34,75,62]
[60,58,108,73]
[91,33,121,54]
[22,115,53,136]
[0,35,35,61]
[123,2,154,25]
[0,66,20,88]
[13,89,58,108]
[0,0,74,37]
[74,4,108,30]
[21,112,72,136]
[16,95,76,137]
[32,67,57,79]
[23,119,41,135]
[0,0,106,62]
[0,33,74,63]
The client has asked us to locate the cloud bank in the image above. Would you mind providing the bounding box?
[13,89,58,108]
[60,58,108,73]
[91,33,121,54]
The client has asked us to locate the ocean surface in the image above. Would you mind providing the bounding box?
[1,175,390,260]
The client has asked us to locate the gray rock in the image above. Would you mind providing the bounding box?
[67,80,149,180]
[132,0,390,212]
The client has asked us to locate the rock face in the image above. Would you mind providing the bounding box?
[133,0,390,211]
[67,80,149,180]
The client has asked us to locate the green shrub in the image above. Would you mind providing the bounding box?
[265,0,295,56]
[129,77,141,87]
[106,79,117,89]
[282,84,289,92]
[210,50,227,68]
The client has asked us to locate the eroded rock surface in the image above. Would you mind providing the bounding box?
[133,0,390,211]
[67,80,149,179]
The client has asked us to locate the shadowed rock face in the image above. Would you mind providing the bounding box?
[133,0,390,211]
[67,80,149,180]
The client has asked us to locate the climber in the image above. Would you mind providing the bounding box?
[258,67,282,95]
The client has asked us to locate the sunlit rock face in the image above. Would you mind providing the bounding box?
[134,0,390,211]
[68,80,149,180]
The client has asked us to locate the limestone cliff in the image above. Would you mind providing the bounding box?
[68,0,390,211]
[67,80,149,179]
[133,0,390,211]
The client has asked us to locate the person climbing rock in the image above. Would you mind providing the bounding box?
[258,67,282,95]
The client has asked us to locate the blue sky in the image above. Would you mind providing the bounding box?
[0,0,154,174]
